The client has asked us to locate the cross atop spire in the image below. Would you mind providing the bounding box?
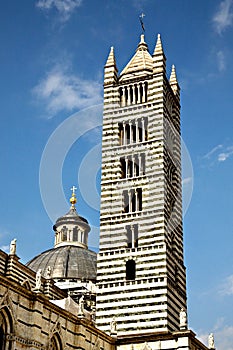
[70,185,77,195]
[70,186,77,208]
[139,13,145,32]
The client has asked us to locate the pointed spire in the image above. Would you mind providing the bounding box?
[153,34,163,56]
[153,34,166,74]
[104,46,118,85]
[105,46,117,68]
[169,65,180,98]
[136,34,148,52]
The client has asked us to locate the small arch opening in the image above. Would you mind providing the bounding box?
[126,260,136,280]
[0,307,13,350]
[49,333,62,350]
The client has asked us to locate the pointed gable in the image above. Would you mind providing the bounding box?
[119,35,153,81]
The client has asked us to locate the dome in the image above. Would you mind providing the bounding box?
[26,187,97,286]
[54,207,89,227]
[26,245,97,281]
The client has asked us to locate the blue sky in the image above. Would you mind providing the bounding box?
[1,0,233,348]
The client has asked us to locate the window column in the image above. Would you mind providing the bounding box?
[125,157,129,178]
[132,156,135,177]
[132,85,136,104]
[135,189,138,212]
[123,122,126,145]
[135,119,139,143]
[141,118,145,142]
[131,224,135,248]
[142,82,146,103]
[122,87,126,107]
[128,189,132,212]
[129,120,132,144]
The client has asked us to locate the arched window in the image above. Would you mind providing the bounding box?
[49,333,62,350]
[0,307,13,350]
[126,260,136,280]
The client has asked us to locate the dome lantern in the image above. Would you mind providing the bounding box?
[53,186,91,249]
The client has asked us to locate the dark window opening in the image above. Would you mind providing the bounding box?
[0,326,5,350]
[126,260,136,280]
[122,188,142,213]
[137,188,142,211]
[62,226,67,241]
[145,82,148,102]
[73,228,78,241]
[123,190,129,213]
[118,123,123,145]
[120,154,145,179]
[120,158,126,178]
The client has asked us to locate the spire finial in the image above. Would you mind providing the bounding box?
[139,13,145,33]
[70,185,77,208]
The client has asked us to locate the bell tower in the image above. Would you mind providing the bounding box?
[96,33,187,336]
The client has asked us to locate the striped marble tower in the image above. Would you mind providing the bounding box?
[96,34,187,336]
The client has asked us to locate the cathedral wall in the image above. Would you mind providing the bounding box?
[0,249,115,350]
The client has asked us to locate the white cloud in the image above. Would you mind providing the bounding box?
[203,144,223,159]
[33,66,103,118]
[213,0,233,34]
[217,50,226,72]
[215,325,233,350]
[202,144,233,164]
[218,146,233,162]
[219,274,233,295]
[36,0,82,21]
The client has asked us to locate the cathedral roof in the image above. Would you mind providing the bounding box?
[26,245,97,281]
[119,34,153,81]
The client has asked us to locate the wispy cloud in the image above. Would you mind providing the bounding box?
[218,146,233,162]
[202,144,233,165]
[36,0,82,22]
[203,144,223,159]
[219,274,233,295]
[213,0,233,35]
[216,50,226,72]
[32,65,102,118]
[215,325,233,350]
